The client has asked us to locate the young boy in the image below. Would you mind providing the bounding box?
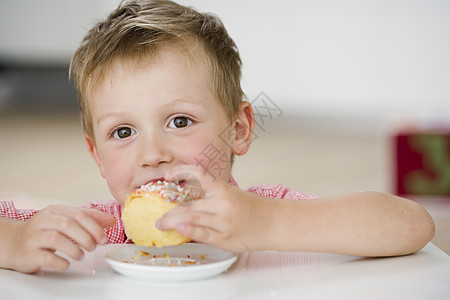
[0,0,434,273]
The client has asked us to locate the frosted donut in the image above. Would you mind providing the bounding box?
[122,181,191,247]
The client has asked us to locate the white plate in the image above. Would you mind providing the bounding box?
[105,243,237,282]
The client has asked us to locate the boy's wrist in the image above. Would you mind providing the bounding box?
[245,194,282,251]
[252,197,307,252]
[0,218,24,270]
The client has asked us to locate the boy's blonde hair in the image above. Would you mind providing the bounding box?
[70,0,244,138]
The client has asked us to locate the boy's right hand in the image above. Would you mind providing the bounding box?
[7,205,115,273]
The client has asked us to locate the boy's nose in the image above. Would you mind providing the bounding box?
[136,131,173,168]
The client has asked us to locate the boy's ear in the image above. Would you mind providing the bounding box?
[231,101,255,156]
[85,135,106,179]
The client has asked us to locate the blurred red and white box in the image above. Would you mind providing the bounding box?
[390,115,450,197]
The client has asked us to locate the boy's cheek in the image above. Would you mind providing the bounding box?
[102,158,131,200]
[186,142,232,181]
[106,179,128,206]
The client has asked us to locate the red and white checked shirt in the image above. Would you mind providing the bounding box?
[0,178,314,244]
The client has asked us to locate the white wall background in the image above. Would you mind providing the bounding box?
[1,0,449,123]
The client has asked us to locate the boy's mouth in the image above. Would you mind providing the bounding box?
[141,178,187,189]
[138,175,202,201]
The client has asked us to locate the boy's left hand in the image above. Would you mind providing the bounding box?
[156,165,273,252]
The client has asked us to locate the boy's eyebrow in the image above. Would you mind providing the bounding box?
[160,97,206,110]
[95,98,204,125]
[96,112,124,125]
[165,98,203,106]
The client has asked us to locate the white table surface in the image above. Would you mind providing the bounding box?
[1,243,449,300]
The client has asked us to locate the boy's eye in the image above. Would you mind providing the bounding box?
[113,127,136,139]
[168,116,193,128]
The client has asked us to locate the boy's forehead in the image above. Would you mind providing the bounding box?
[86,45,219,112]
[88,45,207,93]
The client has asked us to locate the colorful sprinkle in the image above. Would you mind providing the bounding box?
[136,181,190,204]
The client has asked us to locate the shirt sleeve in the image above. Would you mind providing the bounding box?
[247,184,316,200]
[81,200,129,244]
[0,201,39,221]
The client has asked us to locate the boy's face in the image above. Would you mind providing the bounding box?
[85,47,249,205]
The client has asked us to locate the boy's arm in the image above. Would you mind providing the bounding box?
[157,167,435,256]
[261,191,435,256]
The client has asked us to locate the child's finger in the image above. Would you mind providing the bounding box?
[61,207,110,245]
[37,249,70,272]
[157,209,222,234]
[175,222,219,245]
[36,230,84,261]
[39,206,104,249]
[44,215,97,251]
[155,207,191,231]
[81,208,116,229]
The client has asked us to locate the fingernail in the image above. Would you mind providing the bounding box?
[155,219,161,229]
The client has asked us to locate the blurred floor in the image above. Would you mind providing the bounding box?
[1,112,449,255]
